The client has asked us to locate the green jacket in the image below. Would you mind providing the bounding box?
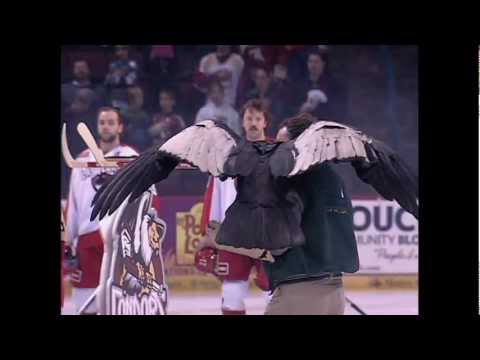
[265,164,359,290]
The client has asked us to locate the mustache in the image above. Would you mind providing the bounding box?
[249,127,259,131]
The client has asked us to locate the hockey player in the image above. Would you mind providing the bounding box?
[196,99,272,315]
[64,107,139,314]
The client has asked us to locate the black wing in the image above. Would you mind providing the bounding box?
[91,120,239,221]
[90,147,178,220]
[352,139,418,219]
[270,120,418,219]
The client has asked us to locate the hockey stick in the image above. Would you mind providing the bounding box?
[61,122,131,168]
[62,123,108,168]
[345,296,367,315]
[62,123,123,168]
[77,122,123,167]
[62,122,197,170]
[75,122,196,170]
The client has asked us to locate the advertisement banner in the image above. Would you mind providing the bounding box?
[155,196,419,291]
[157,196,221,291]
[98,191,168,315]
[352,199,418,274]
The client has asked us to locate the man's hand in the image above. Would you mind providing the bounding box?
[310,89,328,104]
[196,221,221,250]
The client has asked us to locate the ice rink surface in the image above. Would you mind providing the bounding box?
[62,290,418,315]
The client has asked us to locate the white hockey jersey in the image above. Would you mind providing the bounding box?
[207,177,237,223]
[66,145,138,248]
[198,53,244,106]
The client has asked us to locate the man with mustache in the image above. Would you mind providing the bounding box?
[196,99,272,315]
[201,112,359,315]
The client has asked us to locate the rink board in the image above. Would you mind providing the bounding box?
[61,196,416,295]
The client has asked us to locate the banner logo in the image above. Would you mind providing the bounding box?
[108,192,168,315]
[176,203,203,265]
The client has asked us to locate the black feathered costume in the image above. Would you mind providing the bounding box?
[91,119,418,251]
[219,140,305,250]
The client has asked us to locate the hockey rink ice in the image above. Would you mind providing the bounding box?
[61,289,418,315]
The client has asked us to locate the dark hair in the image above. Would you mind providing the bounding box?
[307,47,329,64]
[240,98,272,127]
[279,113,317,140]
[97,106,124,124]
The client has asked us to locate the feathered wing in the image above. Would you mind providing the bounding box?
[91,120,239,220]
[270,121,371,177]
[352,139,418,219]
[269,120,418,219]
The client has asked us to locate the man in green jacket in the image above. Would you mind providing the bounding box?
[264,113,359,315]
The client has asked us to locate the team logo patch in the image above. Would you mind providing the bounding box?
[106,192,168,315]
[91,172,114,191]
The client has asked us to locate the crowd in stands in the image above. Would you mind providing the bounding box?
[61,45,418,198]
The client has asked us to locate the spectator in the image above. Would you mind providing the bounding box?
[104,45,140,110]
[175,73,206,126]
[148,89,186,147]
[197,45,244,106]
[237,45,270,106]
[279,45,310,81]
[192,45,217,60]
[147,45,176,99]
[239,66,292,136]
[64,88,98,155]
[121,86,150,150]
[294,47,347,120]
[61,59,106,113]
[240,45,289,71]
[195,80,242,136]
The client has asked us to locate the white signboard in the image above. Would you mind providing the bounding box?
[352,199,418,274]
